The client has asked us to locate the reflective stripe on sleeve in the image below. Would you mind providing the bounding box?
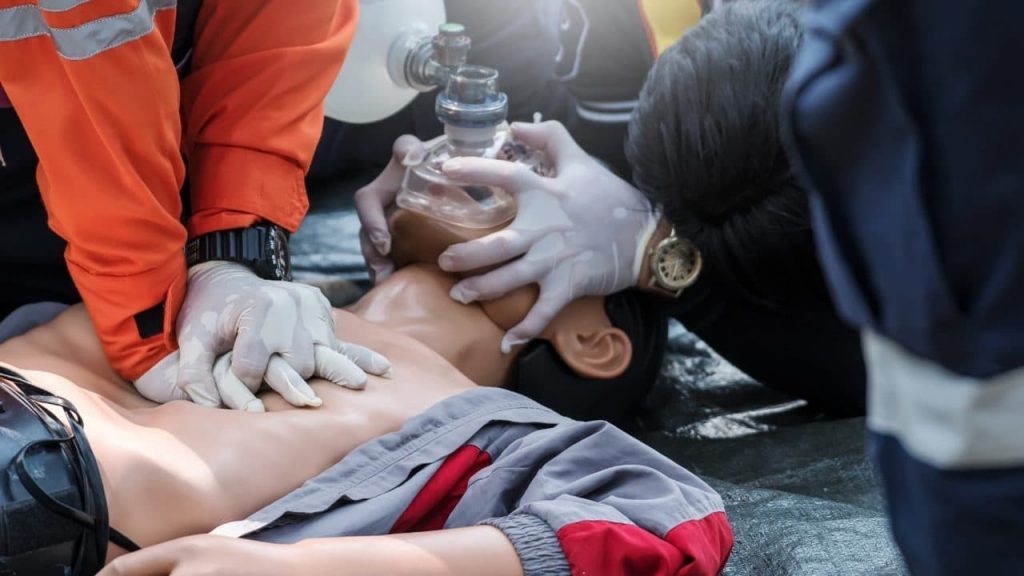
[865,330,1024,469]
[38,0,92,13]
[0,0,176,60]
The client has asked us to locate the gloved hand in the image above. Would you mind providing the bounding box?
[354,135,436,282]
[134,261,391,411]
[437,121,659,352]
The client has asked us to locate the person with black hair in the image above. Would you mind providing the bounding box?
[389,0,866,416]
[626,0,866,415]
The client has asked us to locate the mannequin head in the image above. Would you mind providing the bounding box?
[350,208,666,422]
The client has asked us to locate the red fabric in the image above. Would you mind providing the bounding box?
[0,85,10,108]
[556,512,733,576]
[390,445,493,534]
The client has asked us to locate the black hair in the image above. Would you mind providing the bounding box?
[625,0,825,308]
[512,290,667,424]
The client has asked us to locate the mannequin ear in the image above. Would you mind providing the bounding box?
[550,326,633,379]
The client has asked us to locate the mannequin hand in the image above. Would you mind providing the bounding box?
[98,535,298,576]
[133,261,391,410]
[439,121,658,352]
[354,135,436,282]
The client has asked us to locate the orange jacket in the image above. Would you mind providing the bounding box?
[0,0,356,380]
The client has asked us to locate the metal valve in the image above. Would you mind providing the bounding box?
[391,22,472,92]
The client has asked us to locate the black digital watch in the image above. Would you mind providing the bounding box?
[185,223,292,281]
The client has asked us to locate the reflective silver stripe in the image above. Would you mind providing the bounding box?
[575,103,635,124]
[0,0,177,61]
[39,0,92,13]
[578,99,639,112]
[865,331,1024,470]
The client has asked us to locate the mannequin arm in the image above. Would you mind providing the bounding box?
[99,527,522,576]
[298,527,522,576]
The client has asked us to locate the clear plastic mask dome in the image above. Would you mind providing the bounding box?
[397,66,552,229]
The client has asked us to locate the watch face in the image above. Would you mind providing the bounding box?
[654,236,702,291]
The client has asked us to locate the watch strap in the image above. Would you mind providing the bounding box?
[185,224,292,281]
[637,219,676,297]
[632,214,662,286]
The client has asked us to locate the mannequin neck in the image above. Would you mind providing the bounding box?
[346,264,516,388]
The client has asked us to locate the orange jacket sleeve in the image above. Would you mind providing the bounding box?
[181,0,358,238]
[0,1,187,381]
[0,0,356,380]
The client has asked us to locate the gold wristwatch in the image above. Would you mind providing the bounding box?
[639,220,702,298]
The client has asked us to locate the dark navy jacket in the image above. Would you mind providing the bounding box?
[782,0,1024,377]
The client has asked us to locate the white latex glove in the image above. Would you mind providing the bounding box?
[134,261,391,410]
[354,134,438,283]
[133,351,188,404]
[437,121,659,353]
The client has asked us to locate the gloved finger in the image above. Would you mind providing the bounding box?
[314,344,369,390]
[500,290,571,354]
[354,135,426,256]
[263,355,322,408]
[360,228,395,283]
[263,285,322,381]
[354,183,394,259]
[354,175,399,259]
[212,353,265,412]
[276,320,316,381]
[439,227,538,272]
[133,352,190,404]
[449,258,547,304]
[440,156,547,193]
[393,133,433,166]
[335,341,392,378]
[229,316,274,392]
[176,332,222,407]
[294,283,336,346]
[510,120,587,165]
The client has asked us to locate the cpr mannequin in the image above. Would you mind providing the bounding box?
[360,207,638,388]
[0,210,652,571]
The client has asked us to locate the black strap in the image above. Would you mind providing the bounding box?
[109,528,140,552]
[16,438,101,533]
[1,367,142,554]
